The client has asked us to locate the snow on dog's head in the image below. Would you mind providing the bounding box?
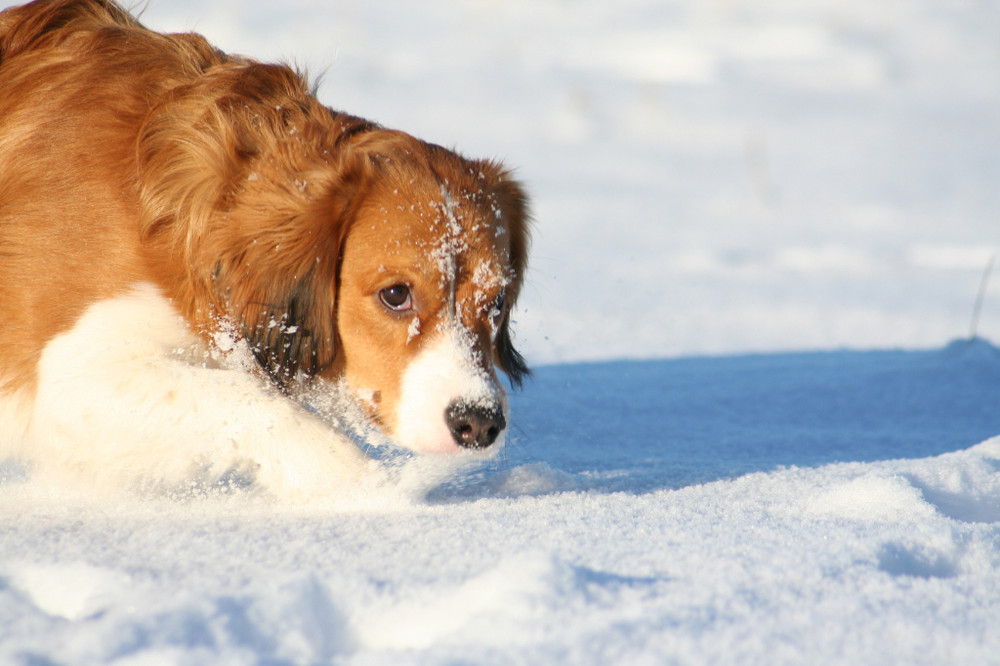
[323,139,530,454]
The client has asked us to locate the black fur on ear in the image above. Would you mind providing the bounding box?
[241,265,332,388]
[497,311,530,388]
[487,165,532,388]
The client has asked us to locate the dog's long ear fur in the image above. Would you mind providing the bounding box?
[487,166,531,387]
[137,61,377,387]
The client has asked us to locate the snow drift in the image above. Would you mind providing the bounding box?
[2,341,999,665]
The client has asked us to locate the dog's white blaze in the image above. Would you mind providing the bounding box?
[406,316,421,344]
[0,284,367,498]
[393,326,508,455]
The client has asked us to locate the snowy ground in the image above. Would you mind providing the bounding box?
[3,341,1000,664]
[2,0,1000,664]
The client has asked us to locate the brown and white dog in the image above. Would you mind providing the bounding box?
[0,0,530,497]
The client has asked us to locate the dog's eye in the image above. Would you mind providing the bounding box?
[490,291,506,319]
[379,284,412,311]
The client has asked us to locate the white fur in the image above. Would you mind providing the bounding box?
[0,284,369,499]
[394,325,507,455]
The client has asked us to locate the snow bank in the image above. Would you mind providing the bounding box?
[2,342,999,664]
[2,439,999,664]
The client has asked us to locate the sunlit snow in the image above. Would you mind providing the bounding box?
[2,0,999,664]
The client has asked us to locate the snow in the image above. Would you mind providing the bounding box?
[3,341,1000,664]
[2,0,1000,664]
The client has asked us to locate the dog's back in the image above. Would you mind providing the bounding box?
[0,0,226,392]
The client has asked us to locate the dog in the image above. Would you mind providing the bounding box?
[0,0,530,498]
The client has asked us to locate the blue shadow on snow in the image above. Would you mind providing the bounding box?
[496,338,1000,495]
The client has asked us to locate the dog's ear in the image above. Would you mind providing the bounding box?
[489,168,532,387]
[234,147,378,387]
[136,62,376,388]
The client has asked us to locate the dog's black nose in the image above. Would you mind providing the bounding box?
[445,401,506,449]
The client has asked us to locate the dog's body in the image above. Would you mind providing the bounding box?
[0,0,529,497]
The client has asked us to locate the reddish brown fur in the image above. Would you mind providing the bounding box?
[0,0,529,432]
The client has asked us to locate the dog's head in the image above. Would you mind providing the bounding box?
[138,63,530,454]
[330,135,530,452]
